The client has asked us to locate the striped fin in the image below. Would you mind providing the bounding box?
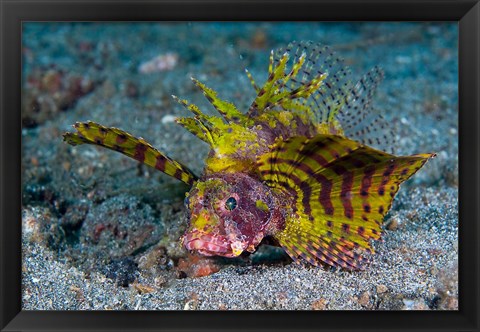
[171,95,223,147]
[63,121,197,186]
[247,41,351,126]
[247,44,329,117]
[175,116,211,145]
[244,68,260,93]
[247,41,397,152]
[257,134,435,269]
[190,77,246,123]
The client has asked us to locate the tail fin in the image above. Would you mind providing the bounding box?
[63,121,197,186]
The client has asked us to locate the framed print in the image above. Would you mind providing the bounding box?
[1,0,479,331]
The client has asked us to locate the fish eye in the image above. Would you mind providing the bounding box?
[225,197,237,211]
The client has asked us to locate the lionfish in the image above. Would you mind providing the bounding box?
[64,41,434,270]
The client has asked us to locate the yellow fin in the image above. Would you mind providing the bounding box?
[257,134,435,269]
[191,77,246,123]
[63,121,197,185]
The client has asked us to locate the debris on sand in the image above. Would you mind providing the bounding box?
[138,53,178,74]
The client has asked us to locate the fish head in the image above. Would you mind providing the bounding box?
[182,173,275,257]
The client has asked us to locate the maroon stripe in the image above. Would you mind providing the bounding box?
[273,144,288,153]
[281,158,335,217]
[347,156,366,168]
[363,203,371,213]
[299,183,313,220]
[297,145,329,167]
[332,164,346,175]
[133,143,147,163]
[309,153,329,167]
[262,161,334,218]
[277,169,312,220]
[377,161,397,196]
[174,168,183,180]
[185,176,195,186]
[268,156,278,164]
[360,165,375,197]
[155,155,166,171]
[336,165,354,219]
[322,137,342,160]
[318,174,334,215]
[328,148,342,160]
[116,133,128,144]
[357,149,382,164]
[279,154,335,216]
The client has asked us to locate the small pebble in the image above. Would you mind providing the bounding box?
[154,276,166,287]
[376,284,388,294]
[311,298,328,310]
[386,218,399,231]
[358,291,371,307]
[138,53,178,74]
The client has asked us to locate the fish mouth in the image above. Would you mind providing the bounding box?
[183,231,243,257]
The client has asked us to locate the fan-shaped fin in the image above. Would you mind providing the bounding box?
[257,134,435,269]
[247,41,397,152]
[248,41,351,124]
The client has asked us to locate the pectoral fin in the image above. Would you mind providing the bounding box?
[257,134,435,269]
[63,121,197,186]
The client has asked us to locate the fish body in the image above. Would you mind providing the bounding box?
[64,41,434,270]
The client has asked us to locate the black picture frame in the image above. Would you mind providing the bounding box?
[1,0,479,331]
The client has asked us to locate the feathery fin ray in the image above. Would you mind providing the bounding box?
[247,41,396,152]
